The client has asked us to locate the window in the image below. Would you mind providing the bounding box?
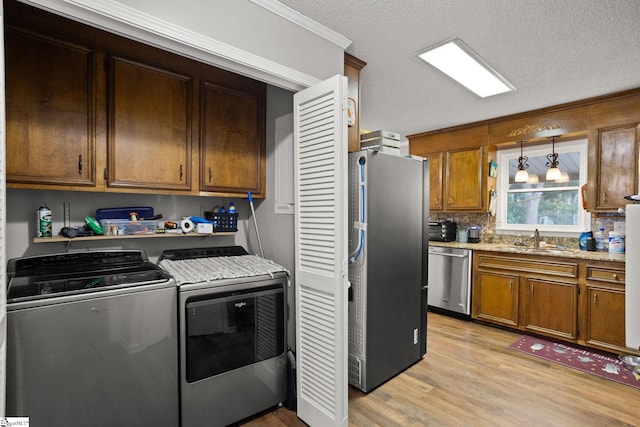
[496,138,589,235]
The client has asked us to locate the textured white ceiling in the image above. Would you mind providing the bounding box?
[278,0,640,137]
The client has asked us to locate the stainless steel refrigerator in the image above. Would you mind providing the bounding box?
[347,149,429,392]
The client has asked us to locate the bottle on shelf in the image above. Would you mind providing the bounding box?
[594,227,606,252]
[228,202,236,213]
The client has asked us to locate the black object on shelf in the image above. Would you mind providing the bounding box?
[204,212,238,232]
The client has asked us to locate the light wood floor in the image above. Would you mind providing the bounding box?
[241,312,640,426]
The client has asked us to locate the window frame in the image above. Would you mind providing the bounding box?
[496,138,589,236]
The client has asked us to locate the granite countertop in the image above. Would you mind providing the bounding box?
[429,241,626,263]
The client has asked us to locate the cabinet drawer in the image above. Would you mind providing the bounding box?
[476,253,579,279]
[586,266,625,284]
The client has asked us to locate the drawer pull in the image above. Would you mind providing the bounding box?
[612,273,618,280]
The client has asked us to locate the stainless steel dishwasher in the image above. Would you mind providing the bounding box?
[427,246,472,316]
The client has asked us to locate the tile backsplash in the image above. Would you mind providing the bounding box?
[429,212,626,249]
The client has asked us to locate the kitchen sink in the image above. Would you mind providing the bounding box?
[497,245,577,255]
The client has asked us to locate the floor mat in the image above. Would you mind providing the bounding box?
[509,335,640,390]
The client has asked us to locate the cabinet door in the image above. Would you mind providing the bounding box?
[594,124,638,210]
[524,278,577,340]
[474,271,518,327]
[585,286,626,351]
[5,27,96,187]
[107,57,192,191]
[200,82,265,195]
[425,153,443,211]
[446,147,483,210]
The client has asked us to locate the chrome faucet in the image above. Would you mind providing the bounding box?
[532,228,540,248]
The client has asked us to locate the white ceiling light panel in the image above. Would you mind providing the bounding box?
[417,38,515,98]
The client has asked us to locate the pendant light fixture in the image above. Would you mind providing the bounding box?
[545,136,562,181]
[514,141,529,182]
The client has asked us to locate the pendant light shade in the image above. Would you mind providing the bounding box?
[545,136,562,181]
[514,141,529,182]
[526,173,539,184]
[546,166,561,181]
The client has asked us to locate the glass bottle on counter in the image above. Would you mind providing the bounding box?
[594,227,606,252]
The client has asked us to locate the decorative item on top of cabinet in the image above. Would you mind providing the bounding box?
[488,107,588,146]
[344,52,367,152]
[107,56,193,192]
[5,25,98,188]
[199,81,266,196]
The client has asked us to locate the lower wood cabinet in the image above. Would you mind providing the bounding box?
[523,278,577,340]
[474,271,519,328]
[583,263,627,353]
[473,252,579,342]
[472,251,634,354]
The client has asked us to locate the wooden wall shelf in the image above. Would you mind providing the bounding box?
[33,232,235,244]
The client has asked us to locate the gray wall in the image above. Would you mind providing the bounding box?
[248,85,296,348]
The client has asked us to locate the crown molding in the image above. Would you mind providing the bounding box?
[18,0,322,91]
[249,0,351,49]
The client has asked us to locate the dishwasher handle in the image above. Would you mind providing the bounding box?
[428,251,469,258]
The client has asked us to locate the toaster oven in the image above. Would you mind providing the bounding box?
[428,221,457,242]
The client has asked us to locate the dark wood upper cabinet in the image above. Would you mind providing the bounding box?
[199,82,265,195]
[4,0,267,198]
[5,26,97,187]
[107,56,193,191]
[591,124,639,210]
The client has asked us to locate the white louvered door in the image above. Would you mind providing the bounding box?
[294,75,348,427]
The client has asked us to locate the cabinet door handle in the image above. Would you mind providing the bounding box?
[602,192,607,203]
[78,154,82,175]
[509,280,513,290]
[612,273,618,280]
[593,293,598,304]
[179,164,183,181]
[209,167,212,183]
